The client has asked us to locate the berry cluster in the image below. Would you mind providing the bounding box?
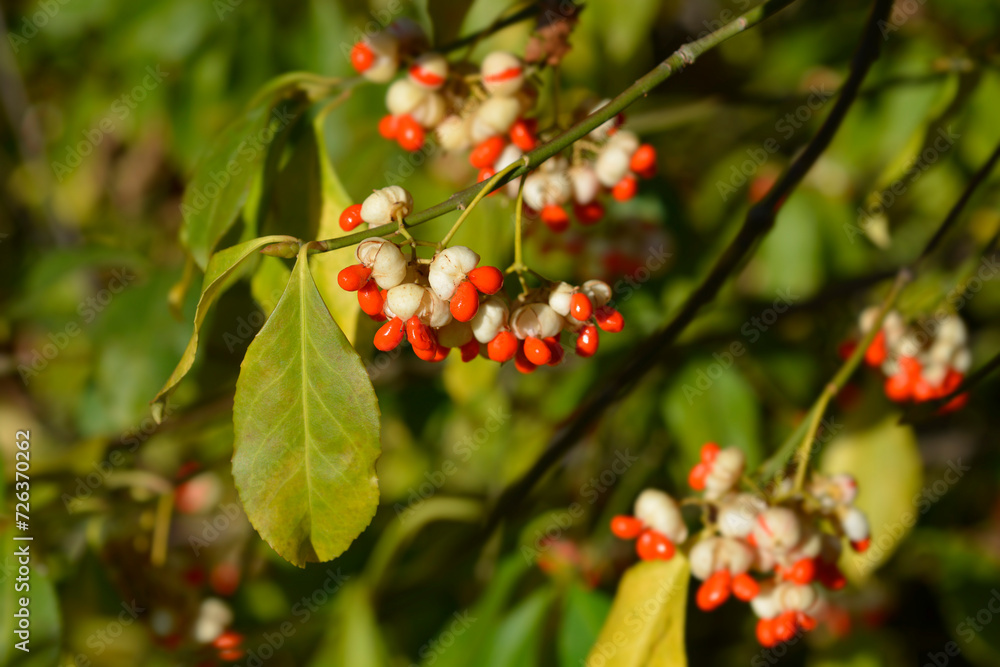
[848,308,970,412]
[336,187,625,368]
[347,22,657,231]
[611,443,872,648]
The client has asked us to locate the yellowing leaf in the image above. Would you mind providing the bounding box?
[232,246,380,567]
[821,415,923,582]
[585,556,689,667]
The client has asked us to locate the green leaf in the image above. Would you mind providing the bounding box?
[232,246,380,567]
[251,255,292,318]
[151,235,298,422]
[180,75,322,269]
[820,415,923,582]
[585,556,690,667]
[308,582,390,667]
[559,583,613,667]
[484,587,556,667]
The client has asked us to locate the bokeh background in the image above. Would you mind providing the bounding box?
[2,0,1000,665]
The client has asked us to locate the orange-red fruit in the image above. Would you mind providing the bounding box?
[213,631,244,651]
[487,330,518,362]
[636,530,675,561]
[540,204,570,232]
[773,611,798,642]
[412,341,441,361]
[396,114,425,151]
[357,281,384,317]
[688,462,708,490]
[374,317,405,351]
[570,293,593,320]
[219,648,246,662]
[210,561,240,596]
[817,560,847,590]
[524,336,552,365]
[576,325,599,357]
[630,144,657,177]
[339,203,365,232]
[573,201,605,225]
[756,618,777,647]
[884,372,913,402]
[797,613,818,632]
[514,344,537,374]
[611,174,638,201]
[378,114,399,140]
[696,570,732,611]
[432,344,449,362]
[509,118,538,151]
[595,306,624,333]
[701,442,721,463]
[544,336,564,366]
[477,167,496,183]
[338,264,372,291]
[732,572,760,601]
[459,339,480,362]
[912,377,937,402]
[406,316,434,350]
[468,266,504,294]
[470,136,505,168]
[851,537,871,553]
[450,281,480,322]
[409,63,445,88]
[864,330,887,366]
[350,42,375,72]
[786,558,816,585]
[610,515,644,539]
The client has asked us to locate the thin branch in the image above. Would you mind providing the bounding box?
[482,0,895,533]
[437,3,543,54]
[311,0,800,254]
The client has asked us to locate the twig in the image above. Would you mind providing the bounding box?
[439,159,527,247]
[482,0,895,533]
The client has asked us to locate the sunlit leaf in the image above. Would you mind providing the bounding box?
[151,235,298,422]
[232,246,380,567]
[585,556,690,667]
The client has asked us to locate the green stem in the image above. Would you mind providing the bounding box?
[310,0,800,255]
[440,159,526,247]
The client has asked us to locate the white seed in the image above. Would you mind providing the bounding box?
[607,130,640,155]
[522,172,551,211]
[717,493,766,538]
[839,506,869,542]
[585,99,618,141]
[360,186,414,226]
[704,447,746,500]
[422,289,452,328]
[408,52,448,90]
[437,319,474,348]
[428,246,480,300]
[777,582,817,612]
[569,165,601,205]
[548,282,575,317]
[831,473,858,505]
[495,144,525,197]
[411,92,446,128]
[784,527,822,563]
[470,296,509,343]
[386,78,426,116]
[471,96,521,142]
[952,347,971,373]
[633,489,688,544]
[356,237,395,266]
[922,361,947,387]
[481,51,524,97]
[361,32,399,83]
[581,280,612,307]
[689,537,721,580]
[594,145,632,187]
[371,246,407,289]
[750,581,781,619]
[386,283,426,321]
[752,507,801,553]
[719,537,755,574]
[883,310,905,344]
[193,618,223,644]
[938,315,967,347]
[511,303,563,339]
[436,114,471,151]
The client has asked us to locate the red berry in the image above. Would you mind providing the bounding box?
[773,611,798,642]
[629,144,657,177]
[696,570,732,611]
[406,316,434,350]
[487,331,518,362]
[611,174,638,201]
[570,293,593,320]
[450,281,480,322]
[432,344,449,362]
[514,344,537,374]
[884,372,914,402]
[610,515,644,539]
[459,339,480,362]
[797,613,818,632]
[409,63,445,88]
[573,201,605,225]
[468,266,504,294]
[337,264,371,291]
[339,203,365,232]
[940,392,969,414]
[477,167,496,183]
[544,336,564,366]
[864,330,887,366]
[817,560,847,590]
[635,530,675,561]
[378,115,399,140]
[374,317,405,351]
[396,114,425,151]
[756,618,777,647]
[211,561,240,596]
[595,306,624,333]
[912,377,937,402]
[523,336,552,365]
[688,462,708,490]
[851,537,871,553]
[357,281,384,317]
[350,42,375,72]
[509,118,538,151]
[701,442,720,463]
[540,204,569,232]
[732,572,760,601]
[213,631,244,650]
[576,325,599,357]
[786,557,816,584]
[469,136,505,169]
[218,648,246,662]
